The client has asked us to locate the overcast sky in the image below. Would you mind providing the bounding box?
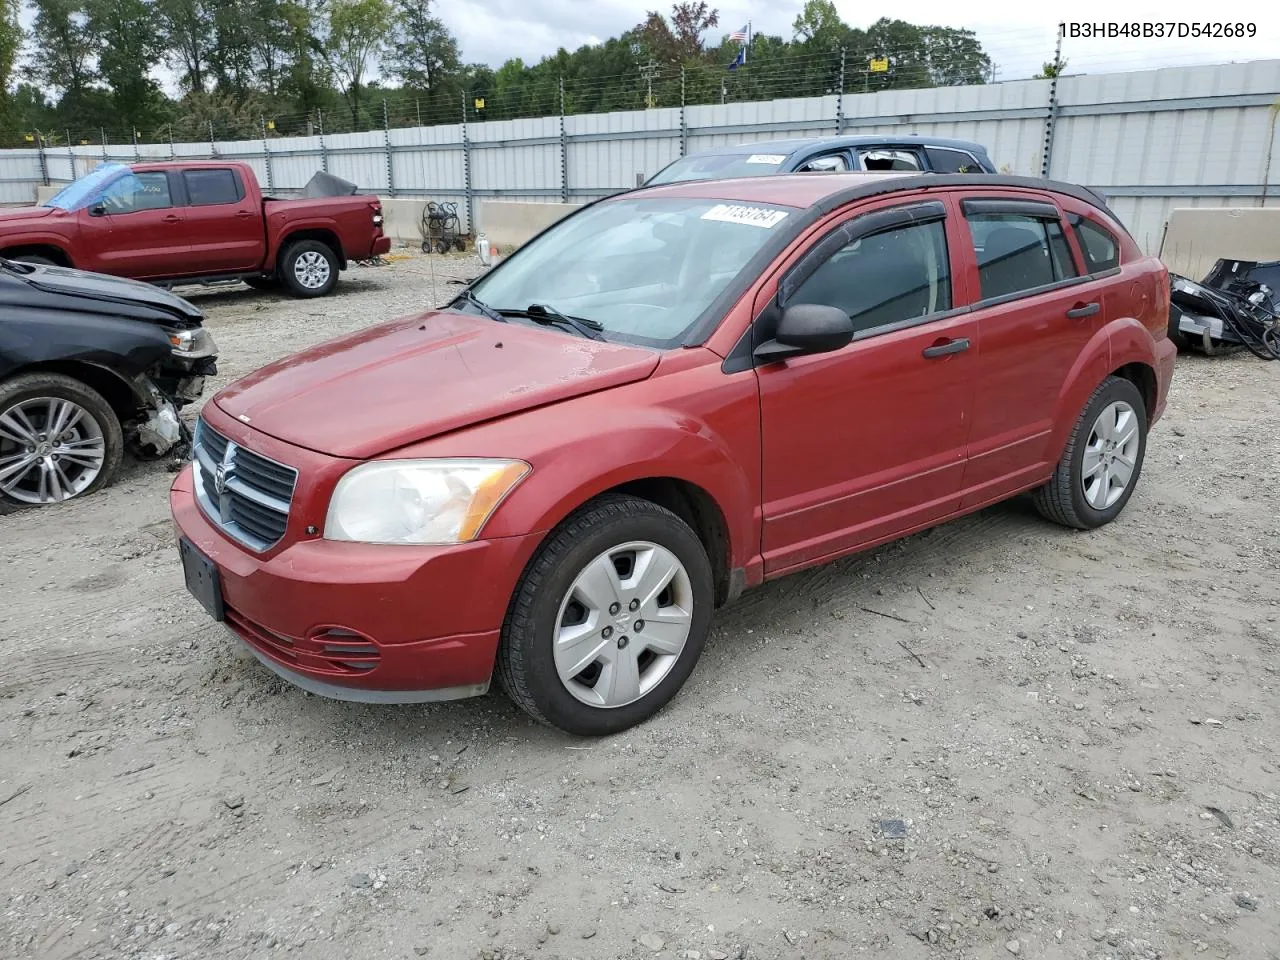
[442,0,1275,81]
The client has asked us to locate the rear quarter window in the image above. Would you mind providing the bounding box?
[925,147,986,174]
[1071,217,1121,272]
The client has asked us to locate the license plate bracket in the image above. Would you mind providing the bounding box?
[179,537,225,622]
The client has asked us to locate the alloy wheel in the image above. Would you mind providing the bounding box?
[293,250,332,289]
[1081,399,1139,511]
[0,397,106,504]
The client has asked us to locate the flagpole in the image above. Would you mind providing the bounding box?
[745,21,752,64]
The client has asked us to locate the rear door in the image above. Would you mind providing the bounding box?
[79,170,190,278]
[178,167,264,273]
[953,193,1110,506]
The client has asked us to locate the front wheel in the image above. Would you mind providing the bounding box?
[1033,376,1148,530]
[496,495,715,736]
[0,373,123,506]
[279,240,339,298]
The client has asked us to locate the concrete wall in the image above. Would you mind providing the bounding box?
[1159,206,1280,279]
[475,199,584,251]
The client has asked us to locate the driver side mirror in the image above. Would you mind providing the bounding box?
[753,303,855,363]
[87,203,107,217]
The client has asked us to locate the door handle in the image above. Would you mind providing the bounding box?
[236,210,254,218]
[161,214,181,223]
[1066,302,1100,319]
[922,337,970,359]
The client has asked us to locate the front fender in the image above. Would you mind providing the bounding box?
[0,231,74,263]
[490,404,757,570]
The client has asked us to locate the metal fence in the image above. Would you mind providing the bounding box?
[2,58,1279,253]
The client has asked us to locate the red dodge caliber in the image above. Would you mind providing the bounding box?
[171,172,1177,736]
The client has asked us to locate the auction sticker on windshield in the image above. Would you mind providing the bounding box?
[700,204,789,228]
[745,154,787,165]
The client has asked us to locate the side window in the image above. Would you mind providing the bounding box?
[1070,216,1121,273]
[183,169,242,206]
[967,213,1079,301]
[858,149,924,172]
[99,172,172,213]
[797,153,849,172]
[926,147,986,174]
[789,219,952,334]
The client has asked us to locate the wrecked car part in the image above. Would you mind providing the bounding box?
[1169,262,1280,361]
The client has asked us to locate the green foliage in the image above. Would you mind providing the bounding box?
[3,0,994,145]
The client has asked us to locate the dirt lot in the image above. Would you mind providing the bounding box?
[2,250,1278,960]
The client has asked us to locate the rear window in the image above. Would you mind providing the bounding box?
[183,169,243,206]
[647,152,788,185]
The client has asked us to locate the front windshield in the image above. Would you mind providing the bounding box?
[646,152,789,185]
[42,163,128,211]
[466,196,797,347]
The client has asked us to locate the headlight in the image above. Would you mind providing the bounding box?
[324,458,531,545]
[166,328,197,352]
[162,326,217,359]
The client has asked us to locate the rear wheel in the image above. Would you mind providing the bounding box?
[1033,376,1148,530]
[0,373,123,506]
[496,495,714,737]
[279,240,339,298]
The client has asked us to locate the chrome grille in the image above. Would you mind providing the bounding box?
[192,418,298,552]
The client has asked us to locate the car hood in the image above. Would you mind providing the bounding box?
[0,205,57,223]
[213,310,662,459]
[7,261,204,323]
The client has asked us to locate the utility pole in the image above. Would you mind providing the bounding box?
[639,59,658,108]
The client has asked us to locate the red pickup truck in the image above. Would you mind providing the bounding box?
[0,161,390,298]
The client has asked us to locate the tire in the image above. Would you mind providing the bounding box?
[435,239,450,255]
[0,373,123,507]
[496,494,715,737]
[279,240,339,298]
[244,275,280,292]
[1032,376,1148,530]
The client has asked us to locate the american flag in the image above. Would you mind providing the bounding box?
[728,24,749,43]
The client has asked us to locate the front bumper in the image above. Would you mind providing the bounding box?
[170,465,542,702]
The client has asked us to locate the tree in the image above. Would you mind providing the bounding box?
[385,0,459,95]
[86,0,167,130]
[1035,58,1067,79]
[792,0,841,45]
[158,0,215,94]
[669,2,718,59]
[326,0,391,127]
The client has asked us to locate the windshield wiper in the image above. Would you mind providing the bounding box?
[452,289,506,323]
[500,303,606,341]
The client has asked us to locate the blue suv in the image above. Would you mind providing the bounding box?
[646,135,997,185]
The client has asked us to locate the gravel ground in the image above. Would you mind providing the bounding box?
[1,249,1278,960]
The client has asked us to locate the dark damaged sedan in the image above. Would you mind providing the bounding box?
[0,258,216,507]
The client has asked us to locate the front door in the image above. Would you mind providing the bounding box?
[755,200,978,575]
[954,196,1108,506]
[179,168,264,273]
[78,170,190,278]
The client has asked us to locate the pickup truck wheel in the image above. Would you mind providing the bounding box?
[0,373,123,507]
[280,240,338,298]
[496,494,714,737]
[1033,376,1148,530]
